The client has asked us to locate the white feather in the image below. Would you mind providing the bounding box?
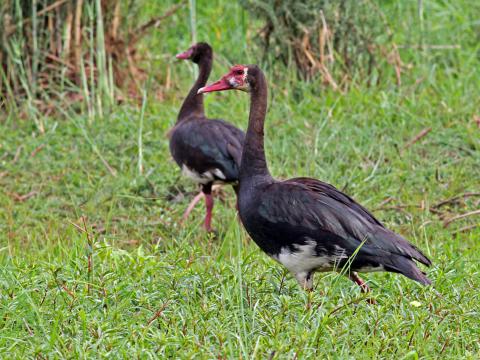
[272,239,341,275]
[181,164,227,184]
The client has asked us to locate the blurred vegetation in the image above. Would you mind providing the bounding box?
[0,0,183,129]
[241,0,402,88]
[2,0,479,122]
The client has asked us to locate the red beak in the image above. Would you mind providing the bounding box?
[176,48,193,60]
[198,78,232,94]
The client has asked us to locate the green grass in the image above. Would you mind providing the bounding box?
[1,0,480,358]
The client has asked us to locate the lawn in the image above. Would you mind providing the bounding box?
[0,0,479,358]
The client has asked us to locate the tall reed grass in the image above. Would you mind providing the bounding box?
[0,0,184,126]
[241,0,404,89]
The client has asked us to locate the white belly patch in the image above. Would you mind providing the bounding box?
[272,240,348,274]
[181,164,226,184]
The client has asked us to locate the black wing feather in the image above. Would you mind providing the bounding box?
[170,118,245,182]
[249,178,431,284]
[288,177,431,264]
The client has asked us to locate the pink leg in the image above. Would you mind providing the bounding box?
[204,193,214,232]
[349,272,376,304]
[181,192,204,222]
[349,272,371,293]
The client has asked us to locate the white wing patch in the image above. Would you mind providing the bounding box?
[181,164,227,184]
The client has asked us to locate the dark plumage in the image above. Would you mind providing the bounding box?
[199,64,432,292]
[169,43,245,231]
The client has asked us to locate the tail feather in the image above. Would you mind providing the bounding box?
[400,265,432,285]
[408,243,432,267]
[384,256,432,285]
[372,227,432,267]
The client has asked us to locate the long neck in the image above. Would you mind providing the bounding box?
[177,57,212,122]
[239,71,271,181]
